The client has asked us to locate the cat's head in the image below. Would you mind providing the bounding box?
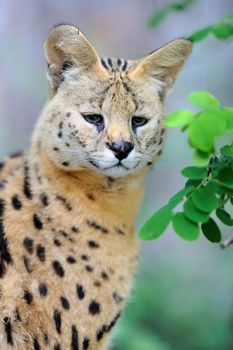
[37,24,192,177]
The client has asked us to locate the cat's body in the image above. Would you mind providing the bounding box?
[0,25,192,349]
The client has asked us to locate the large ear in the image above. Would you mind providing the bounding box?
[129,39,192,99]
[44,24,101,95]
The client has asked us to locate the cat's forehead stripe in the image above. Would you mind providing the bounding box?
[101,57,129,73]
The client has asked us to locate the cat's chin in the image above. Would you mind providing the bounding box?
[96,162,142,178]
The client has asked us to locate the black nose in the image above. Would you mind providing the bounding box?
[106,141,134,161]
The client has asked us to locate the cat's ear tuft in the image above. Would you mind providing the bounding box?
[129,39,192,99]
[44,24,101,95]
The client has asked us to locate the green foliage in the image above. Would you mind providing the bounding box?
[188,15,233,42]
[140,92,233,243]
[164,91,233,162]
[147,0,198,27]
[140,144,233,242]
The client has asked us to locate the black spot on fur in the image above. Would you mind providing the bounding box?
[81,255,89,261]
[71,325,79,350]
[54,310,62,334]
[23,290,33,304]
[12,195,22,210]
[86,193,95,201]
[96,313,121,341]
[39,283,48,297]
[86,220,109,234]
[101,271,109,281]
[66,112,71,117]
[54,343,61,350]
[0,199,13,277]
[53,147,60,152]
[33,214,43,230]
[85,265,93,272]
[33,337,41,350]
[89,300,101,315]
[122,60,128,71]
[62,161,69,166]
[54,239,62,247]
[76,284,85,300]
[94,280,101,287]
[67,256,76,264]
[40,193,49,206]
[4,317,13,345]
[36,244,46,262]
[83,337,90,349]
[23,256,33,273]
[23,237,34,254]
[53,260,65,277]
[56,195,72,211]
[24,162,32,199]
[88,240,99,249]
[157,149,162,156]
[61,296,70,310]
[96,326,105,341]
[71,226,79,233]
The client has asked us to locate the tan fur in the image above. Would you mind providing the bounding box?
[0,25,192,349]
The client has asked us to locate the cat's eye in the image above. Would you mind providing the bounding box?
[132,116,148,128]
[83,114,104,125]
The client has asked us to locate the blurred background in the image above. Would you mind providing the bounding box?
[1,1,233,349]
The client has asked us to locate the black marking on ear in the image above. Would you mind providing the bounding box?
[71,325,79,350]
[101,58,108,70]
[4,317,13,345]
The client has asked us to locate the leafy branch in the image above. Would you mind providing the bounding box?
[140,92,233,244]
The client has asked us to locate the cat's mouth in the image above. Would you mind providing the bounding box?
[89,159,140,173]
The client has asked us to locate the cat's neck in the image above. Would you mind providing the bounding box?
[28,140,145,224]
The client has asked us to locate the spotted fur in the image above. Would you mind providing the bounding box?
[0,24,192,349]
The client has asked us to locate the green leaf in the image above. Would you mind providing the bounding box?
[164,110,194,127]
[212,22,233,40]
[216,166,233,190]
[183,199,210,223]
[181,166,207,179]
[192,150,210,166]
[172,212,199,241]
[187,27,211,42]
[191,183,219,213]
[189,91,220,109]
[189,109,226,152]
[168,185,194,208]
[139,205,173,240]
[223,108,233,130]
[216,208,233,226]
[201,217,221,243]
[220,144,233,157]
